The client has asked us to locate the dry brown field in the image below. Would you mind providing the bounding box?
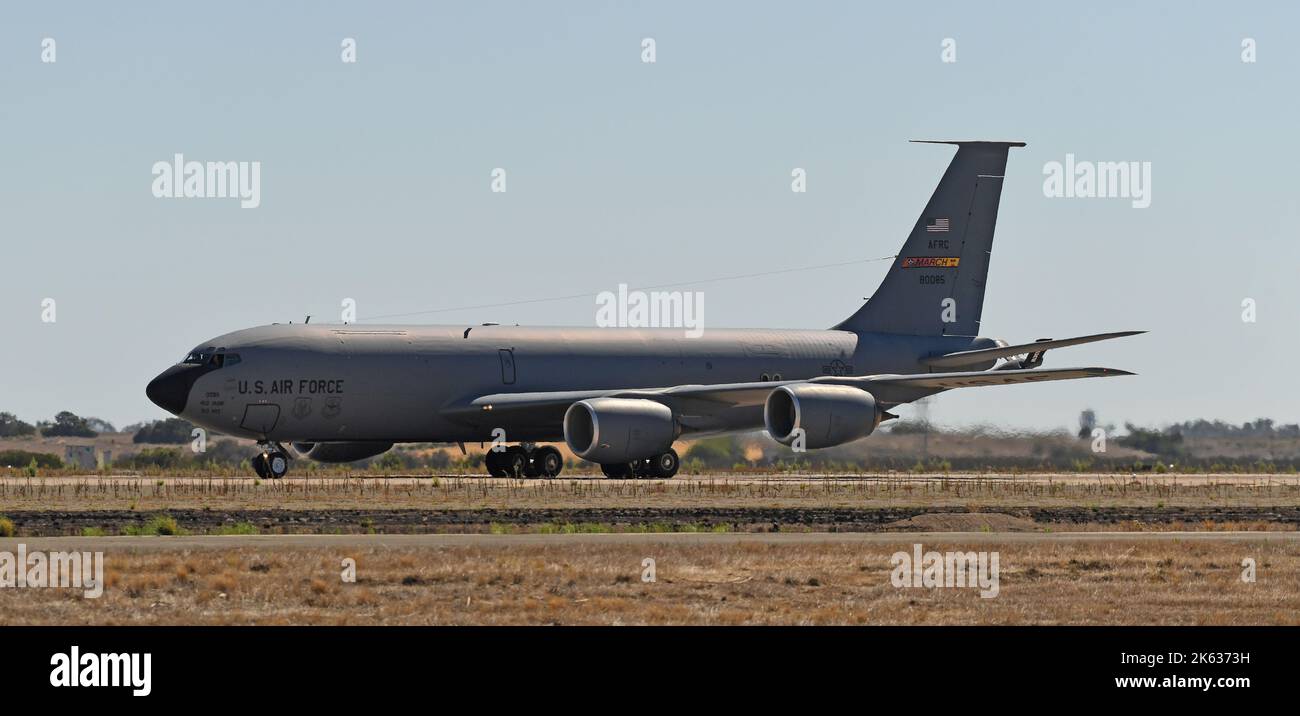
[1,534,1294,625]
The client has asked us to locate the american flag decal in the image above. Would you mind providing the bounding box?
[925,217,950,232]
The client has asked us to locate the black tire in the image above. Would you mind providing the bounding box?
[522,449,543,478]
[537,447,563,478]
[252,453,269,479]
[503,448,527,477]
[651,449,680,479]
[266,450,289,479]
[483,450,509,477]
[601,462,633,479]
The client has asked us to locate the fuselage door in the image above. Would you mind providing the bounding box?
[498,348,516,385]
[240,403,281,437]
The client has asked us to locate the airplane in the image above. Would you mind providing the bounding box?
[146,140,1141,480]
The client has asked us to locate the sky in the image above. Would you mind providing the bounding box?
[1,1,1297,432]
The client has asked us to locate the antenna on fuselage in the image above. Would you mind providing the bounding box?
[305,315,311,324]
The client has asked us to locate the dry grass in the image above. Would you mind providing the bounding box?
[3,473,1300,512]
[2,540,1296,625]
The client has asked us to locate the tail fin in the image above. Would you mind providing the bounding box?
[835,140,1024,336]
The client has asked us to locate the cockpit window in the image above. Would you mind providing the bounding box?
[183,347,216,364]
[182,350,240,367]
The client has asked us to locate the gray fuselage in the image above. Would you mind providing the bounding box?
[147,323,997,445]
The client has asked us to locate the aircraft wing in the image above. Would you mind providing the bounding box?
[442,382,783,433]
[443,366,1133,435]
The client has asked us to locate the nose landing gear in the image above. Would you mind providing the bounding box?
[252,442,290,479]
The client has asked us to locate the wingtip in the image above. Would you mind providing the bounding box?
[1093,367,1137,377]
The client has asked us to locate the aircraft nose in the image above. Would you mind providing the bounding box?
[146,365,194,415]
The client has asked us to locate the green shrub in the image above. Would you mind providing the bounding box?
[0,450,62,469]
[115,447,184,470]
[132,418,196,444]
[213,522,258,536]
[0,412,37,437]
[682,436,741,468]
[124,514,182,536]
[37,410,98,437]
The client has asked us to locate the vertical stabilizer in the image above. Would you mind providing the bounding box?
[835,140,1024,336]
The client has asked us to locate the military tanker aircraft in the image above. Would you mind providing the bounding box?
[146,140,1140,479]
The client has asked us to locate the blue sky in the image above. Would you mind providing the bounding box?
[1,1,1297,431]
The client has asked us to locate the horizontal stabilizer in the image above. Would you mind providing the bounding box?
[820,366,1133,406]
[847,366,1133,390]
[910,139,1027,148]
[918,331,1145,369]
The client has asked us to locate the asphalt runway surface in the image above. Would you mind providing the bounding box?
[5,531,1300,551]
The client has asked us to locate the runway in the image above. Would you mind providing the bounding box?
[5,530,1300,551]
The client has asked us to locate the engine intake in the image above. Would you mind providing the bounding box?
[563,398,677,463]
[292,442,394,463]
[764,384,880,450]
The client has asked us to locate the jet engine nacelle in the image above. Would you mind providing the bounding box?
[292,441,394,463]
[764,384,881,449]
[563,397,678,463]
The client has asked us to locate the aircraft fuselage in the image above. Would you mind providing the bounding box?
[147,323,996,444]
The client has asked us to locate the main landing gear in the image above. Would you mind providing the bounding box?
[600,448,679,479]
[483,444,564,478]
[252,442,290,479]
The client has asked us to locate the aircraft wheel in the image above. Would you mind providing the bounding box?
[483,450,509,477]
[252,453,269,479]
[536,447,563,478]
[650,449,680,479]
[631,457,656,479]
[601,462,633,479]
[522,448,543,478]
[266,450,290,479]
[503,447,527,478]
